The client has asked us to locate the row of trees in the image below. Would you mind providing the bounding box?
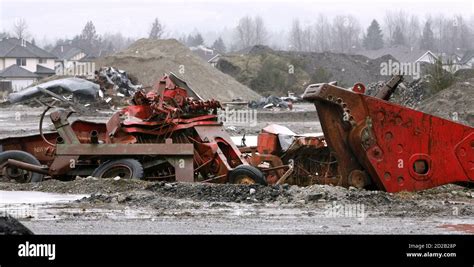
[3,13,473,56]
[286,12,473,53]
[171,12,473,54]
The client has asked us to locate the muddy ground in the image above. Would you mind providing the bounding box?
[0,104,473,234]
[0,178,473,234]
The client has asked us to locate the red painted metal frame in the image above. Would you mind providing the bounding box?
[303,81,474,192]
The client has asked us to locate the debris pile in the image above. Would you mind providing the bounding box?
[2,66,144,110]
[249,95,293,110]
[95,67,141,98]
[392,78,429,108]
[366,78,429,108]
[6,77,100,108]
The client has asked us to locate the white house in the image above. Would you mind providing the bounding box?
[415,51,438,64]
[189,45,220,67]
[51,44,95,77]
[0,37,56,91]
[459,50,474,69]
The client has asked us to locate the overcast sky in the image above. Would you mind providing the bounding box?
[0,0,473,45]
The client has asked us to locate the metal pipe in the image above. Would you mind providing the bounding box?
[90,130,99,144]
[375,75,403,100]
[7,159,49,175]
[56,136,64,144]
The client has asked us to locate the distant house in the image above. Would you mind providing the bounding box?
[0,37,56,91]
[356,46,472,73]
[190,45,220,67]
[51,44,95,77]
[415,51,438,64]
[459,50,474,69]
[356,46,432,63]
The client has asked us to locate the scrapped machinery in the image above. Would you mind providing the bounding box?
[1,73,472,192]
[303,75,474,192]
[0,73,297,185]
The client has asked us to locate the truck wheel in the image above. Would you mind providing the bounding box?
[92,158,144,179]
[0,150,43,183]
[229,165,267,185]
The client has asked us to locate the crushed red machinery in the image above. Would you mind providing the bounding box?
[1,73,472,192]
[302,75,474,192]
[0,73,296,185]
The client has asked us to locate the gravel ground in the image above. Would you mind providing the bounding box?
[1,178,473,234]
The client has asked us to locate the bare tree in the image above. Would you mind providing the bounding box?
[289,19,303,51]
[384,10,409,46]
[332,15,361,53]
[236,16,255,48]
[314,14,331,52]
[254,16,268,45]
[149,18,165,39]
[102,32,136,52]
[302,24,314,52]
[12,18,29,39]
[406,15,421,48]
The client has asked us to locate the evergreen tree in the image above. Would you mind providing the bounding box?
[362,19,384,50]
[187,33,204,46]
[420,20,435,50]
[391,26,406,46]
[211,37,226,53]
[149,18,164,39]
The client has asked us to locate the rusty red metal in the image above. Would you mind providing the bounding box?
[303,77,474,192]
[0,73,257,184]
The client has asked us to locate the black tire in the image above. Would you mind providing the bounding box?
[0,150,43,183]
[228,165,267,185]
[91,158,144,179]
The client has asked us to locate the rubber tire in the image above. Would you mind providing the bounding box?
[228,165,267,185]
[0,150,43,183]
[91,158,144,179]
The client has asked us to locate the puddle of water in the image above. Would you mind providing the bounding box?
[439,224,474,234]
[231,135,257,147]
[0,190,88,204]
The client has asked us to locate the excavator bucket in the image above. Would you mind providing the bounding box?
[303,76,474,192]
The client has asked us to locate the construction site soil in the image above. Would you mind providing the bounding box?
[417,78,474,126]
[1,178,473,234]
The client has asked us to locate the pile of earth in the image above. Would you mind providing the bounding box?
[216,45,398,96]
[416,78,474,126]
[95,39,261,102]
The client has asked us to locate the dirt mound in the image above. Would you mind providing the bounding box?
[95,39,261,101]
[217,49,397,95]
[417,79,474,126]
